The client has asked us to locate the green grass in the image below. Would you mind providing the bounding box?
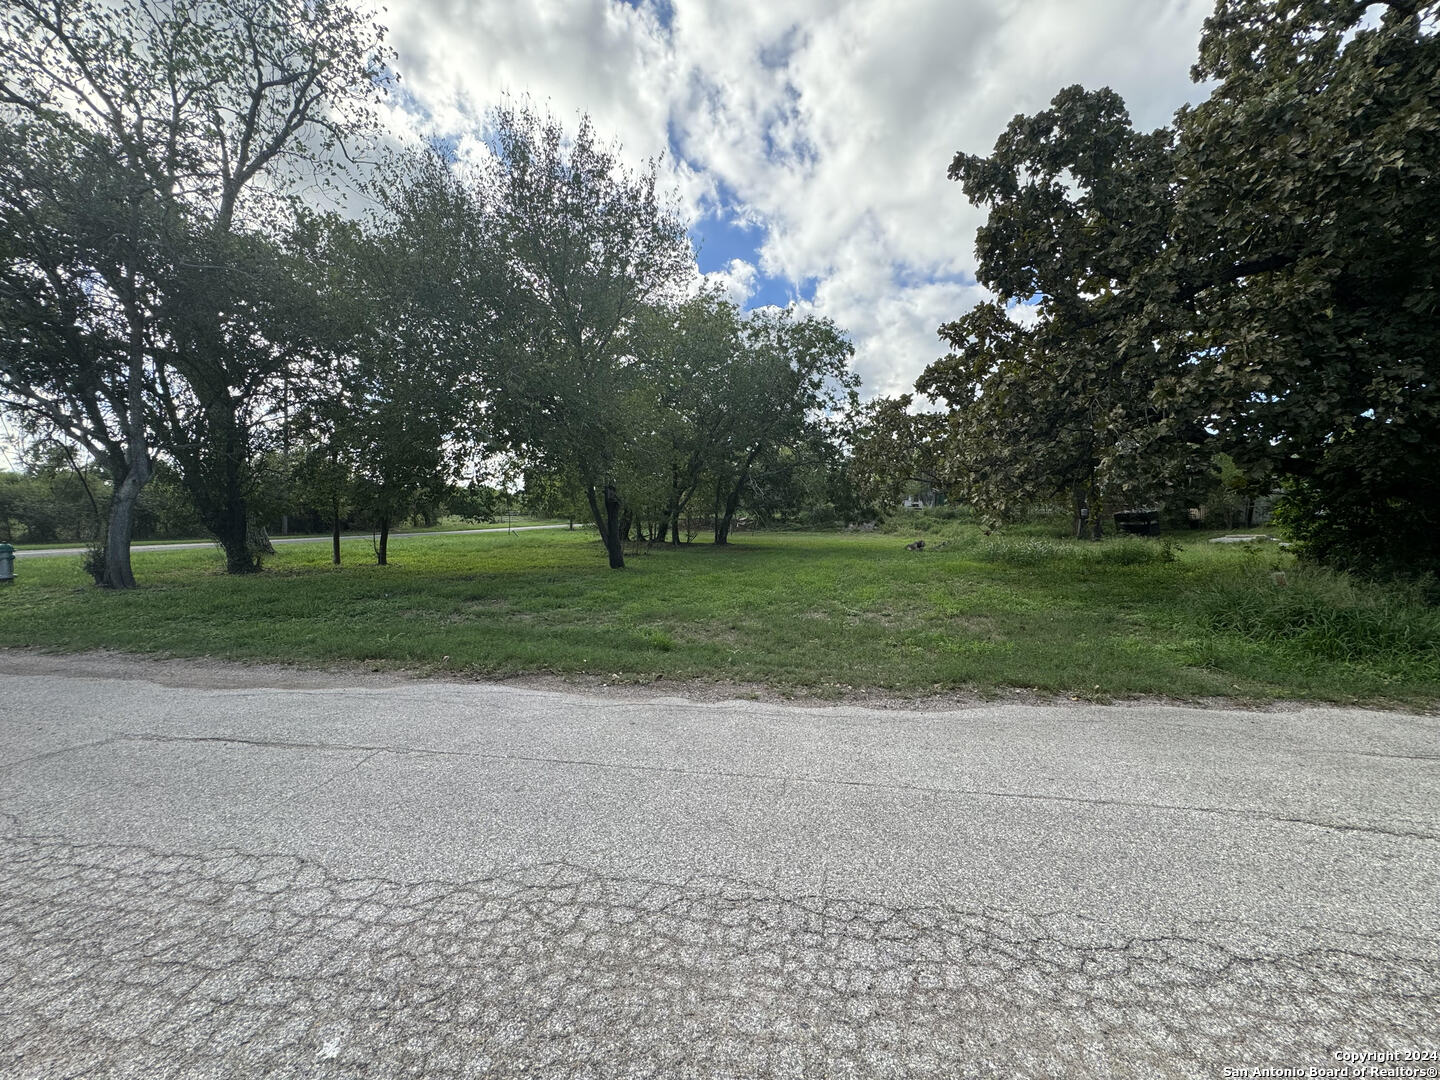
[1,524,1435,707]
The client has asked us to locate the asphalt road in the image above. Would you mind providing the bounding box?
[13,522,573,559]
[1,653,1436,1079]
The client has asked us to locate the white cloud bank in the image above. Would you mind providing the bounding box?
[380,0,1214,399]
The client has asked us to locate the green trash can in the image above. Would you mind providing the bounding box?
[0,542,14,584]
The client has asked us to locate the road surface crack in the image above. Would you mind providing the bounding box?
[1,828,1434,1080]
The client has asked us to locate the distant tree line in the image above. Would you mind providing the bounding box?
[0,0,859,586]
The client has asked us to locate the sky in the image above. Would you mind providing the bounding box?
[375,0,1218,401]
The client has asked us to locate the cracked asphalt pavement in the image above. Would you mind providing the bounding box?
[1,654,1436,1079]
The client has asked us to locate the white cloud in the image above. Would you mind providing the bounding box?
[379,0,1215,398]
[701,258,760,307]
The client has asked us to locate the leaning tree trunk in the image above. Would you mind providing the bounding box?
[716,484,742,545]
[715,447,761,546]
[100,289,154,589]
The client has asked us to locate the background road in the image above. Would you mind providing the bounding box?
[0,652,1435,1079]
[12,522,573,560]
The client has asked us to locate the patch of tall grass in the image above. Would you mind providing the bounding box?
[977,534,1177,568]
[879,505,974,536]
[1192,568,1440,672]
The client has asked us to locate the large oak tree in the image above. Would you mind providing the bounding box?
[928,0,1439,572]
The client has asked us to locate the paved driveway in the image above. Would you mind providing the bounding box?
[1,653,1436,1079]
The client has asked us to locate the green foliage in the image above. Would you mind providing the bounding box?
[1270,477,1440,581]
[930,0,1440,576]
[845,395,947,511]
[0,0,393,583]
[921,87,1194,528]
[301,154,495,560]
[134,462,205,540]
[481,102,695,567]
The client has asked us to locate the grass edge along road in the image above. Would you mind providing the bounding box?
[0,524,1436,709]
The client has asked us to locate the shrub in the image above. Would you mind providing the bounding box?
[1272,477,1440,581]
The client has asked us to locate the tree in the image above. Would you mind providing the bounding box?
[483,103,693,569]
[0,110,160,586]
[846,394,948,512]
[922,86,1197,537]
[1163,0,1440,574]
[931,0,1439,572]
[309,155,497,566]
[521,463,589,530]
[709,309,857,544]
[0,0,391,581]
[636,290,744,544]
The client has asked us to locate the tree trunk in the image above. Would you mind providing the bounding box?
[716,483,742,545]
[604,483,625,568]
[250,523,275,556]
[715,446,761,545]
[184,396,259,574]
[672,488,696,546]
[216,497,257,574]
[98,199,153,589]
[190,421,259,575]
[584,483,626,568]
[658,466,682,548]
[332,501,341,566]
[101,466,147,589]
[378,516,390,565]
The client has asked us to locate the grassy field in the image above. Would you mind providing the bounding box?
[1,523,1436,707]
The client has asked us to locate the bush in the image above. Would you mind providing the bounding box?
[1272,477,1440,581]
[801,505,840,528]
